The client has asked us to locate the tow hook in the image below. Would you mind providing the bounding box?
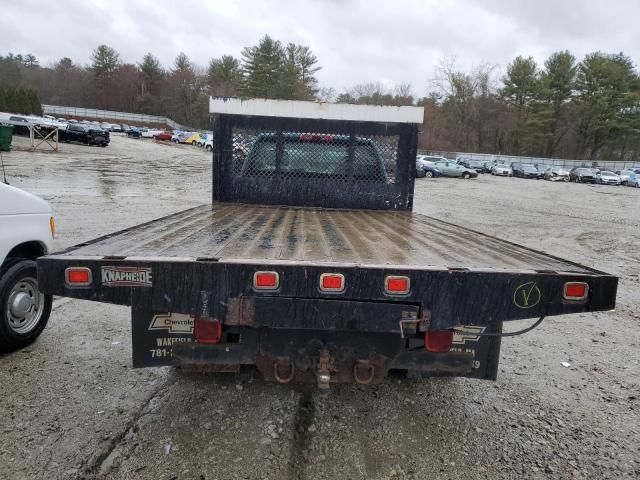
[273,358,295,384]
[353,360,375,385]
[315,349,334,391]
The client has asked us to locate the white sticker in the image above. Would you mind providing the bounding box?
[452,325,486,344]
[149,313,194,334]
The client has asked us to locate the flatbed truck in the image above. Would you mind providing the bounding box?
[37,98,618,389]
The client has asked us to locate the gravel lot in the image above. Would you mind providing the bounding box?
[0,135,638,480]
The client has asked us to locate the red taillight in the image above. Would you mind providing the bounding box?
[320,273,345,292]
[194,318,222,344]
[385,275,410,295]
[563,282,588,300]
[424,329,454,353]
[253,271,279,290]
[65,267,92,286]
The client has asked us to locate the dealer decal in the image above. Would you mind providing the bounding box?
[452,325,486,344]
[101,266,153,287]
[148,313,194,334]
[513,281,541,309]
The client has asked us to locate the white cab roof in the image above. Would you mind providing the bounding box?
[209,98,424,124]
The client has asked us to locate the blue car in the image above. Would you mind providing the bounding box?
[126,128,142,139]
[416,160,441,178]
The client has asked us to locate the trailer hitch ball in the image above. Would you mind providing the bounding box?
[273,358,295,384]
[316,349,334,390]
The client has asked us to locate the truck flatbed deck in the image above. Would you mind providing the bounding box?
[52,203,594,275]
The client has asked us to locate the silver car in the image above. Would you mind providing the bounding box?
[544,167,570,182]
[491,163,512,176]
[616,170,634,185]
[595,170,621,185]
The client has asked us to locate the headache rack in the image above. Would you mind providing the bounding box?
[211,98,423,210]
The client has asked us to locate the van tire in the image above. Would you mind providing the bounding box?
[0,259,52,352]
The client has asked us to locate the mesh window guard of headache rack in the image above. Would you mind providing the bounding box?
[212,115,417,210]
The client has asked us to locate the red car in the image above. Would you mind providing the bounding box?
[153,131,173,141]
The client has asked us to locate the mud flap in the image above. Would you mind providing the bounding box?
[131,289,195,367]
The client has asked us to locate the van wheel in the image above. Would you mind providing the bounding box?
[462,172,471,179]
[206,145,213,152]
[0,259,52,352]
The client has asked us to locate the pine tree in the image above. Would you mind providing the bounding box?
[4,87,17,113]
[91,45,121,77]
[23,54,39,68]
[241,35,285,98]
[29,89,42,115]
[139,53,163,97]
[207,55,243,96]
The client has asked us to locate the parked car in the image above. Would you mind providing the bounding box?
[172,132,192,143]
[418,155,448,164]
[491,163,512,176]
[433,160,478,179]
[197,133,210,147]
[142,128,164,138]
[511,163,543,179]
[543,167,570,182]
[60,124,109,146]
[595,170,621,185]
[0,182,54,351]
[185,133,201,145]
[126,128,142,139]
[626,172,639,188]
[615,170,634,185]
[481,161,495,173]
[415,160,441,178]
[153,131,173,141]
[203,139,213,152]
[569,167,596,183]
[459,158,486,173]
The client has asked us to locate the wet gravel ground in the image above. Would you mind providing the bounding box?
[0,135,638,479]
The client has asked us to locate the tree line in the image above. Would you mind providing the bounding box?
[1,41,640,161]
[0,35,320,130]
[419,52,640,160]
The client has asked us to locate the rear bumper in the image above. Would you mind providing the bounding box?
[38,257,617,329]
[38,257,616,382]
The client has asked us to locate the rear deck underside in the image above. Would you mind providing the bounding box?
[57,204,595,274]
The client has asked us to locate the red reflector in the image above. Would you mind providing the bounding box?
[385,275,410,294]
[563,282,588,300]
[424,329,454,353]
[194,318,222,344]
[320,273,345,292]
[65,267,92,286]
[254,271,279,289]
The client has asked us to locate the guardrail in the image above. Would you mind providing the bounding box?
[41,105,193,131]
[423,150,640,170]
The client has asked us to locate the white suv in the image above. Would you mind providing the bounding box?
[0,182,54,351]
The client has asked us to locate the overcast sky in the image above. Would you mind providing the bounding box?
[2,0,639,96]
